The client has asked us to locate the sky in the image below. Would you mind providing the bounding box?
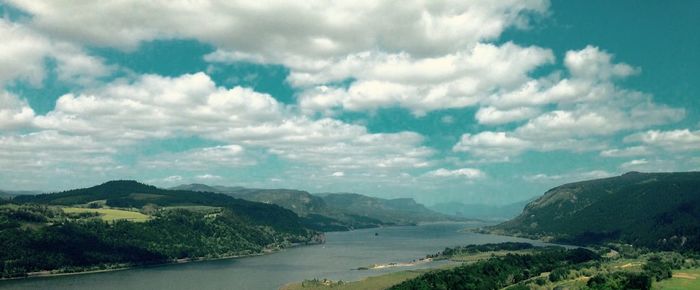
[0,0,699,205]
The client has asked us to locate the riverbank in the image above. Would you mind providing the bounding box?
[356,257,433,270]
[0,222,544,290]
[1,238,325,281]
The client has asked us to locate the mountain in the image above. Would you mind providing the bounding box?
[430,199,532,221]
[172,184,454,230]
[171,184,363,231]
[0,191,13,200]
[488,171,700,251]
[0,189,42,199]
[319,193,451,225]
[15,180,306,233]
[172,184,326,216]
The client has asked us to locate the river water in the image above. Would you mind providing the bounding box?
[0,222,554,290]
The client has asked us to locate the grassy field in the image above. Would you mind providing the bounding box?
[62,207,151,222]
[653,268,700,290]
[280,269,429,290]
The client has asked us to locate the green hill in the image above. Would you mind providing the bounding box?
[1,180,322,278]
[489,171,700,251]
[15,180,305,233]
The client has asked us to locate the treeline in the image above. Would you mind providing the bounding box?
[428,242,535,258]
[13,180,307,234]
[390,247,600,290]
[0,207,317,278]
[390,243,694,290]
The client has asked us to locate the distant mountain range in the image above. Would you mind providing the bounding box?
[488,171,700,251]
[430,199,533,221]
[171,184,456,231]
[0,190,42,199]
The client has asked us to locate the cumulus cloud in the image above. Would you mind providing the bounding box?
[454,46,684,160]
[0,91,36,130]
[624,129,700,152]
[296,43,553,115]
[475,106,540,125]
[10,72,433,179]
[4,1,550,116]
[7,1,547,56]
[453,131,530,159]
[0,19,112,87]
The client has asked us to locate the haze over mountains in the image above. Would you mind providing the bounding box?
[171,184,455,231]
[430,199,533,221]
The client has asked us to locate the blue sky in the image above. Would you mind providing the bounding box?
[0,0,698,205]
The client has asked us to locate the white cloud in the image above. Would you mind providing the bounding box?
[0,91,36,130]
[564,45,639,81]
[297,43,554,115]
[0,19,49,86]
[140,145,255,171]
[625,129,700,152]
[426,168,485,179]
[196,174,222,181]
[0,19,112,87]
[620,159,649,169]
[7,1,548,56]
[0,130,115,173]
[331,171,344,177]
[475,106,539,125]
[453,131,530,159]
[600,146,651,157]
[10,72,433,179]
[18,1,545,116]
[454,46,684,160]
[523,170,613,183]
[163,175,184,183]
[515,110,612,139]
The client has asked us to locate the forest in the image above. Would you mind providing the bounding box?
[0,192,320,278]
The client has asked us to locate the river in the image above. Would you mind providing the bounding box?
[0,222,554,290]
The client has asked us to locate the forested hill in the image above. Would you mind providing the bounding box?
[489,171,700,251]
[172,184,456,231]
[1,180,321,278]
[14,180,303,233]
[171,184,326,217]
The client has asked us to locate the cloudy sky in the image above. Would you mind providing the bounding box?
[1,1,698,205]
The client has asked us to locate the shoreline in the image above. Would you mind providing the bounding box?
[0,241,323,282]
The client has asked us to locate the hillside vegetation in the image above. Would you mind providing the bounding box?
[172,184,454,231]
[488,172,700,251]
[1,181,321,278]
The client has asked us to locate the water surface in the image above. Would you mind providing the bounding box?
[0,222,554,290]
